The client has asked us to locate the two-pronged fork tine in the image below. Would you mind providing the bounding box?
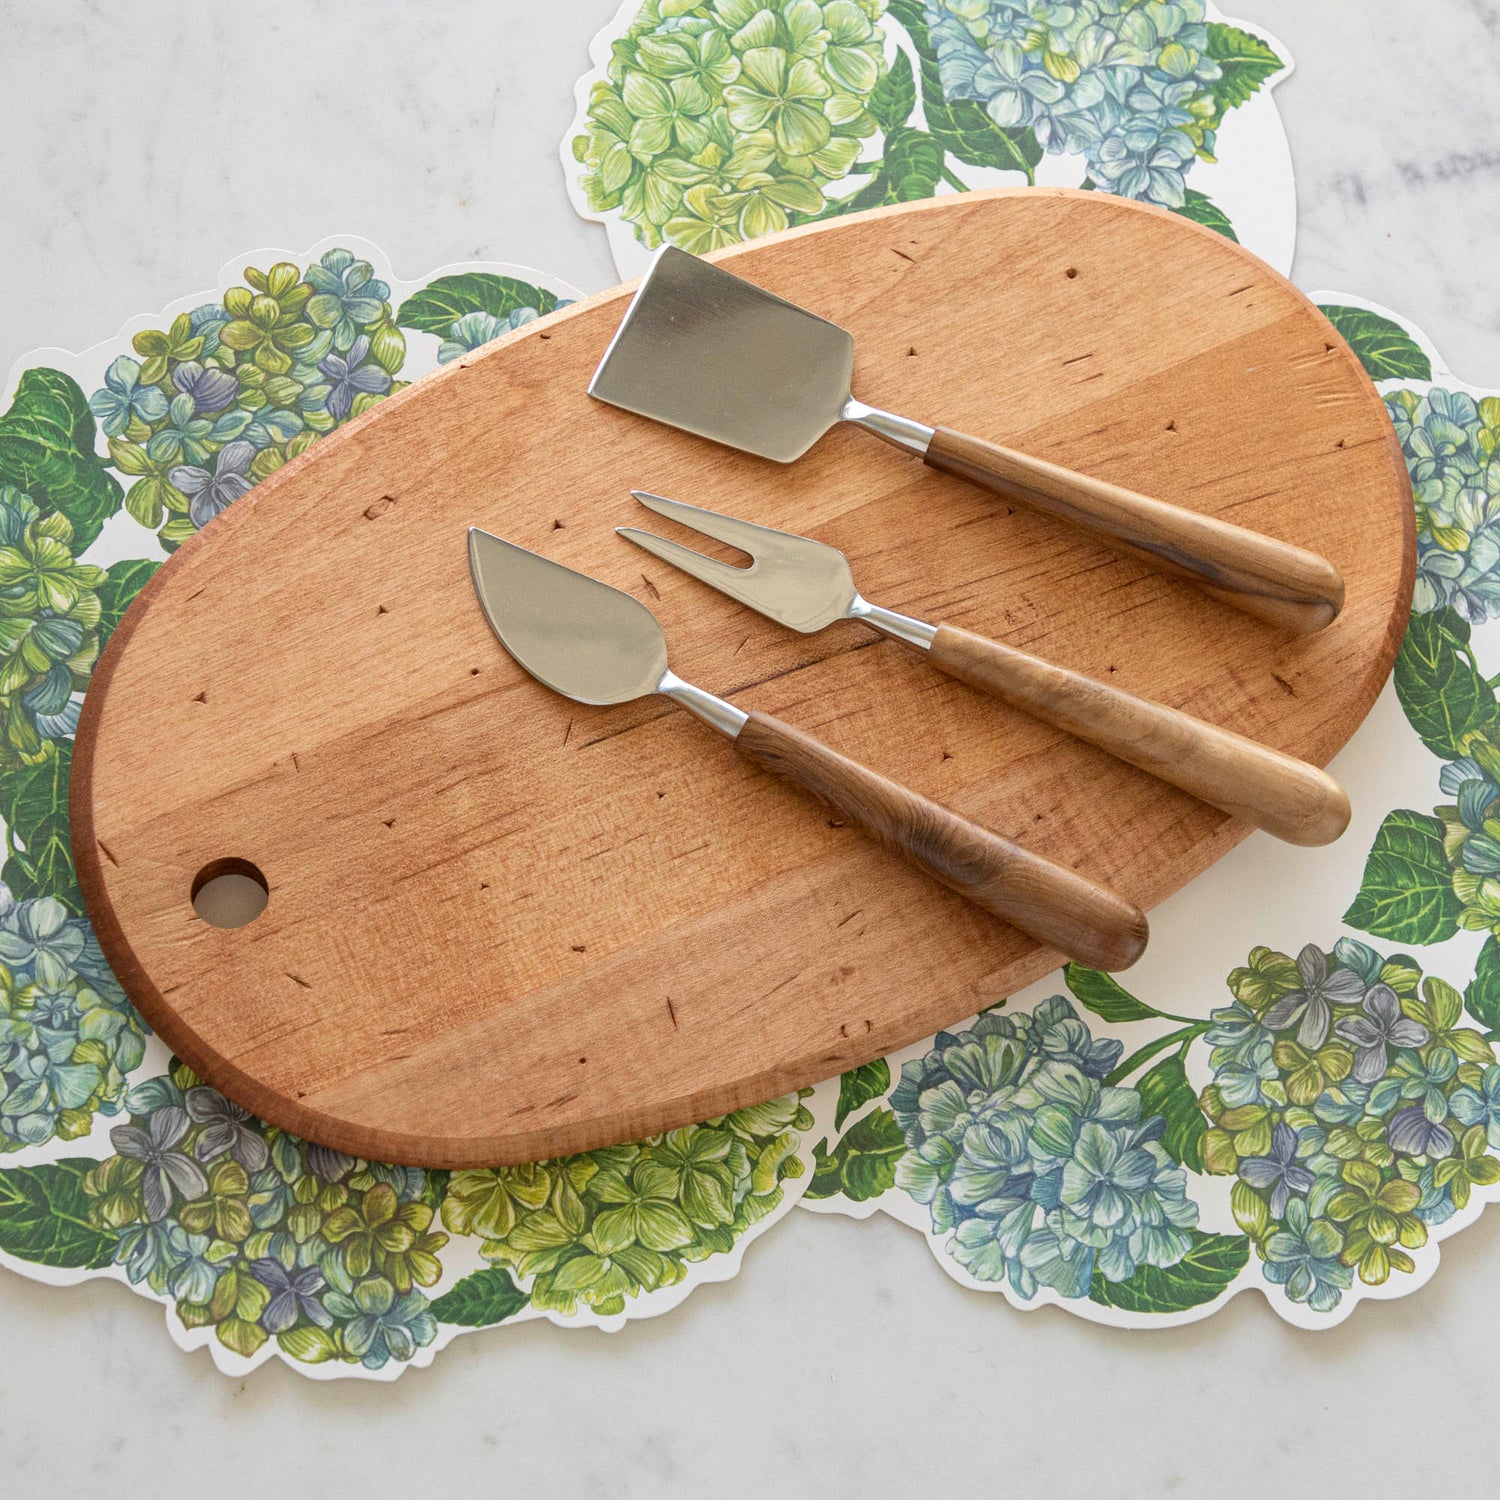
[620,491,933,643]
[618,494,764,604]
[617,492,1351,847]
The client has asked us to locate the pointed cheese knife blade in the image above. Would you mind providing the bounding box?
[467,528,1148,970]
[588,245,1345,635]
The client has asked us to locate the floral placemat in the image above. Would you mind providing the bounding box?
[1,3,1493,1379]
[564,1,1297,277]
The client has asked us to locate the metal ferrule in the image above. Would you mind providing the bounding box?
[841,398,935,457]
[657,670,750,738]
[849,594,937,650]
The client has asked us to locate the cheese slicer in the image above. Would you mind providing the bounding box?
[589,245,1345,635]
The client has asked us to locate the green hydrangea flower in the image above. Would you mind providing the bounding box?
[0,487,105,766]
[442,1092,811,1317]
[1201,939,1500,1308]
[83,1060,448,1369]
[573,0,889,251]
[97,250,408,551]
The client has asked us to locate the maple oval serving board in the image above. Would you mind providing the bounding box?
[72,189,1414,1168]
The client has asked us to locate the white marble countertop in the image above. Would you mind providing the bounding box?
[0,2,1497,1493]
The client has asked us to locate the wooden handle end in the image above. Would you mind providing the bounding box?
[924,427,1345,635]
[735,711,1147,970]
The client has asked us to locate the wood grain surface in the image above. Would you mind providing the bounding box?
[734,710,1149,972]
[72,189,1414,1167]
[926,624,1352,844]
[923,426,1348,633]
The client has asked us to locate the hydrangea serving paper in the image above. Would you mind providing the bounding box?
[0,5,1493,1377]
[564,0,1297,277]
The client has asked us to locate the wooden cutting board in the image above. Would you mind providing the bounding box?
[72,189,1414,1168]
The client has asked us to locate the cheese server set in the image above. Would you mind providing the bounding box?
[469,247,1352,974]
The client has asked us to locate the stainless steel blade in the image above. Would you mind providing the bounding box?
[588,246,856,463]
[468,529,667,705]
[620,491,857,633]
[617,492,936,649]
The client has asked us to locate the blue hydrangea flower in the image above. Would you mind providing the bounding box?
[1334,983,1429,1085]
[185,1085,270,1171]
[0,893,146,1151]
[1388,1104,1455,1159]
[23,655,82,740]
[893,999,1197,1297]
[115,1220,177,1286]
[1413,1162,1460,1227]
[188,302,232,359]
[169,439,256,528]
[923,0,1225,206]
[110,1106,208,1221]
[317,334,392,422]
[437,307,539,365]
[1387,387,1500,622]
[1450,1063,1500,1149]
[305,249,391,353]
[171,359,238,415]
[323,1277,437,1369]
[164,1225,224,1305]
[1261,1198,1352,1312]
[1263,944,1366,1051]
[88,355,169,437]
[980,993,1124,1078]
[251,1257,332,1333]
[240,405,305,451]
[1205,1000,1280,1106]
[1238,1123,1316,1218]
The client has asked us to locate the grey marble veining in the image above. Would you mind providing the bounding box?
[0,2,1498,1495]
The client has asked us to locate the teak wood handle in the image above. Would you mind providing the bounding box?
[923,428,1346,636]
[928,624,1351,846]
[734,711,1148,971]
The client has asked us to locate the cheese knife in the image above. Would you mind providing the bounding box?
[468,528,1148,970]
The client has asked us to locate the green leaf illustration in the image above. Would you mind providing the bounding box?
[868,46,916,132]
[428,1266,530,1327]
[1343,809,1462,944]
[1088,1230,1249,1314]
[0,368,122,551]
[835,1059,891,1129]
[805,1107,905,1201]
[1,741,77,909]
[1393,607,1498,756]
[396,274,560,337]
[0,1159,116,1269]
[1317,305,1432,382]
[1204,23,1285,121]
[888,1,1041,178]
[1135,1054,1206,1172]
[1171,189,1238,242]
[884,126,945,201]
[96,557,160,652]
[1466,936,1500,1033]
[1064,964,1160,1023]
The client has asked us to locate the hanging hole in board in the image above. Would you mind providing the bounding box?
[192,858,269,928]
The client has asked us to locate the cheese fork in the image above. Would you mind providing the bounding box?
[617,491,1351,847]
